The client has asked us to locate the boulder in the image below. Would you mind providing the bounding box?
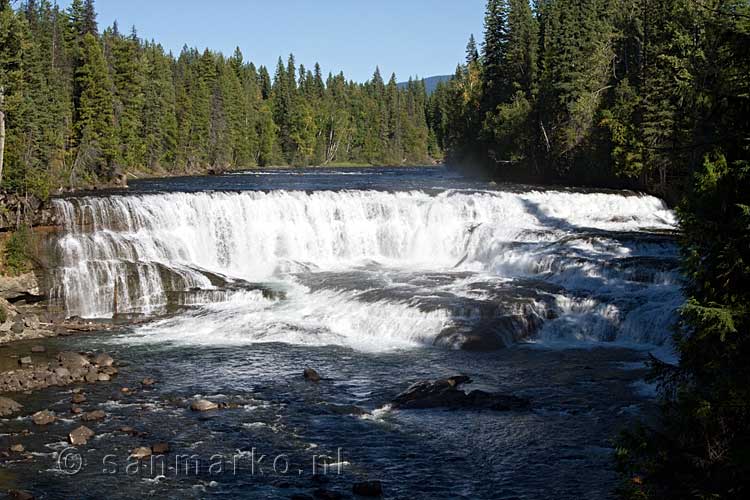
[391,376,530,411]
[32,410,56,425]
[141,377,157,387]
[7,490,34,500]
[9,444,25,453]
[81,410,106,422]
[30,345,46,353]
[69,425,95,445]
[130,447,152,460]
[71,392,86,404]
[58,352,90,370]
[152,442,170,454]
[352,481,383,497]
[190,399,219,412]
[97,373,111,382]
[304,368,321,383]
[18,357,32,367]
[94,353,114,367]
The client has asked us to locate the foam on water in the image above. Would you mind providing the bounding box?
[52,186,681,351]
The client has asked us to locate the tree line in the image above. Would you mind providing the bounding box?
[0,0,433,198]
[428,1,750,498]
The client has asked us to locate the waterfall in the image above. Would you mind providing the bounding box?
[51,188,682,350]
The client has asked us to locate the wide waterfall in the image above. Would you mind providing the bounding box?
[51,184,682,351]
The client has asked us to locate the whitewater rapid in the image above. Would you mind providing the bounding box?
[51,186,682,351]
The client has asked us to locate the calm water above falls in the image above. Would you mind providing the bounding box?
[16,167,681,498]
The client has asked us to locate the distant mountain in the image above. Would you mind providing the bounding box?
[398,75,453,95]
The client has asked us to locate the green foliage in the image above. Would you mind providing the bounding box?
[0,1,434,192]
[3,225,32,276]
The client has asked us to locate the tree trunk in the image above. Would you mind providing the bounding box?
[0,86,5,186]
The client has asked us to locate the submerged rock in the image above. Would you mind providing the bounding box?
[391,376,530,411]
[81,410,106,422]
[352,480,383,497]
[7,490,34,500]
[190,399,219,412]
[69,425,95,445]
[304,367,321,383]
[0,396,23,416]
[152,442,170,454]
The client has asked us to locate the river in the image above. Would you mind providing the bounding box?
[6,167,681,499]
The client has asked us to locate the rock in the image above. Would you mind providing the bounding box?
[97,373,111,382]
[0,396,22,416]
[304,368,321,383]
[7,490,34,500]
[81,410,106,422]
[0,272,40,300]
[94,353,114,367]
[391,376,530,411]
[23,315,41,330]
[84,372,98,383]
[130,446,152,460]
[313,489,343,500]
[119,426,137,435]
[11,321,24,334]
[141,377,157,387]
[71,393,87,404]
[190,399,219,412]
[121,387,132,394]
[18,356,32,366]
[58,352,90,370]
[352,481,383,497]
[30,345,46,353]
[31,410,56,425]
[9,444,25,453]
[152,442,170,454]
[71,406,83,415]
[69,425,95,445]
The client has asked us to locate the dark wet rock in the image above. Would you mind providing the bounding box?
[391,376,530,411]
[30,345,45,353]
[9,444,25,453]
[191,399,219,412]
[141,377,157,387]
[7,490,34,500]
[324,403,367,416]
[304,368,321,383]
[69,425,95,445]
[11,321,24,334]
[353,480,383,497]
[313,489,343,500]
[71,406,83,415]
[130,446,152,460]
[31,410,56,425]
[0,396,23,416]
[119,426,137,435]
[152,442,170,454]
[81,410,106,422]
[71,392,87,404]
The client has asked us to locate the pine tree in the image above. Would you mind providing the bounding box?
[466,34,479,65]
[74,33,116,179]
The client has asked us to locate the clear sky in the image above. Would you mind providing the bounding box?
[57,0,487,82]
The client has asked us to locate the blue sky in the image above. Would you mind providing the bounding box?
[57,0,486,82]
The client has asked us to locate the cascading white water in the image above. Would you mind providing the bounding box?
[51,187,682,351]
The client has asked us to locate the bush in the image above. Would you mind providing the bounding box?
[3,225,32,276]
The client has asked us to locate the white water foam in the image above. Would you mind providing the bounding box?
[52,188,681,351]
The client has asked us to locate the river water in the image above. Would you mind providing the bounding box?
[6,167,681,499]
